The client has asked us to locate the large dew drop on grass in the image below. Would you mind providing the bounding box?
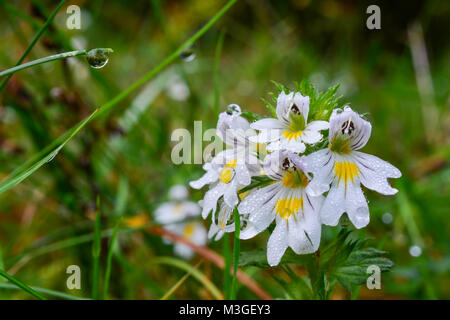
[86,48,113,69]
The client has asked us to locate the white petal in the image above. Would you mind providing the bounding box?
[223,181,239,208]
[191,223,208,246]
[174,243,194,259]
[238,183,279,214]
[345,182,370,229]
[287,193,322,254]
[306,120,329,131]
[267,220,289,266]
[240,221,260,240]
[301,129,323,144]
[352,151,401,195]
[249,129,282,144]
[329,107,372,150]
[181,201,201,217]
[238,184,280,232]
[283,138,306,153]
[319,181,346,226]
[250,118,285,130]
[305,149,334,196]
[201,183,227,219]
[168,185,188,201]
[293,93,310,122]
[190,169,218,189]
[235,163,251,186]
[276,92,293,125]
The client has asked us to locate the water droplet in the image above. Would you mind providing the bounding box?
[409,245,422,257]
[382,212,393,224]
[86,48,113,69]
[179,47,195,62]
[46,150,59,163]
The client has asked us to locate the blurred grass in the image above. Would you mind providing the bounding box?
[0,0,449,299]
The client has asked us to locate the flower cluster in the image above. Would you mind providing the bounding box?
[190,84,401,266]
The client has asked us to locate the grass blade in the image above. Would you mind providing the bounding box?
[0,0,68,92]
[0,269,47,300]
[102,218,122,299]
[160,261,203,300]
[0,0,238,197]
[230,207,240,300]
[214,29,226,116]
[91,199,102,300]
[0,283,89,300]
[152,257,223,300]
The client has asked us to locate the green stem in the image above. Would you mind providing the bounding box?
[0,0,68,92]
[223,233,231,299]
[0,50,89,78]
[0,269,47,300]
[213,29,226,116]
[91,201,102,300]
[102,218,122,299]
[230,207,240,300]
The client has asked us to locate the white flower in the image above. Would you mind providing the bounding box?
[154,185,207,259]
[165,222,207,259]
[190,105,261,219]
[305,106,401,229]
[250,91,329,153]
[238,151,323,266]
[154,185,201,224]
[207,200,259,241]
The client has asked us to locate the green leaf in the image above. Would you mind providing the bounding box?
[321,231,394,292]
[240,111,261,122]
[239,248,312,268]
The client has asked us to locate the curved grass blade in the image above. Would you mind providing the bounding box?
[152,257,223,300]
[160,261,203,300]
[0,269,47,300]
[0,0,238,197]
[0,283,89,300]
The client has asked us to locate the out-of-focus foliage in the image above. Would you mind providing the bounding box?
[0,0,448,299]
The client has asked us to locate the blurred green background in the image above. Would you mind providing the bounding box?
[0,0,448,299]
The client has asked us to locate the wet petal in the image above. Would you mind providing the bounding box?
[288,194,322,254]
[353,151,401,195]
[201,183,227,219]
[223,181,239,208]
[319,181,346,226]
[267,220,289,266]
[190,169,218,189]
[345,182,370,228]
[251,118,285,130]
[305,149,334,196]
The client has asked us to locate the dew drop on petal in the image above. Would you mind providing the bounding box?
[409,245,422,257]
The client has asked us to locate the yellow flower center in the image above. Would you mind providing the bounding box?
[275,196,303,220]
[282,130,303,141]
[282,170,309,188]
[219,159,237,183]
[334,161,359,188]
[183,222,196,238]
